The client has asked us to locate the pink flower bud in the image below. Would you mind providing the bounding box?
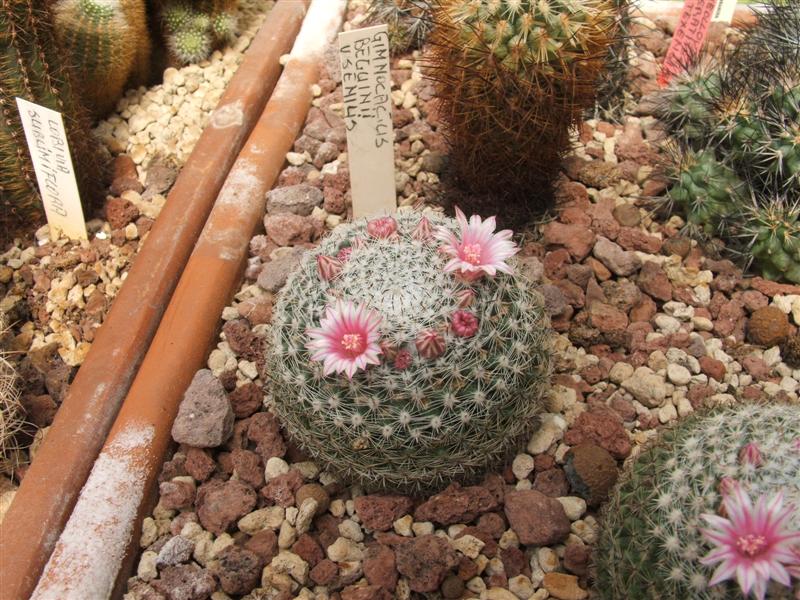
[337,247,353,262]
[415,329,445,359]
[316,255,342,281]
[456,288,475,308]
[379,341,398,361]
[394,350,412,370]
[719,477,739,498]
[411,216,433,242]
[738,443,762,467]
[367,216,398,239]
[451,310,479,337]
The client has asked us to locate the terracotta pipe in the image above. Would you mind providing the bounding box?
[0,3,307,599]
[30,0,346,597]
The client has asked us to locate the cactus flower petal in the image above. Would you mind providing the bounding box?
[317,255,342,281]
[306,300,383,379]
[415,328,446,359]
[367,216,398,239]
[700,486,800,600]
[436,207,518,281]
[739,442,763,468]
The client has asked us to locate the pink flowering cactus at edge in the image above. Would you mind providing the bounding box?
[306,300,382,379]
[700,484,800,600]
[436,207,518,282]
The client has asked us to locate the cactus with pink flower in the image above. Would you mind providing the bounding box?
[595,403,800,600]
[265,209,551,493]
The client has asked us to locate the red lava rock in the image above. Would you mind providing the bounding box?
[247,411,286,460]
[500,546,526,578]
[476,512,507,539]
[556,280,586,309]
[593,236,641,277]
[555,180,590,208]
[342,585,392,600]
[323,186,347,214]
[212,545,262,596]
[564,410,631,459]
[630,294,657,322]
[172,369,234,448]
[544,248,572,281]
[196,479,257,535]
[533,468,570,497]
[564,543,590,576]
[20,394,57,428]
[109,154,143,195]
[566,263,594,289]
[602,279,642,313]
[184,447,215,482]
[222,319,262,362]
[159,479,196,510]
[585,257,612,281]
[749,278,800,297]
[245,528,279,564]
[637,261,672,302]
[395,534,459,593]
[310,559,339,585]
[687,384,714,408]
[264,213,315,246]
[742,356,771,379]
[747,306,790,347]
[260,469,303,507]
[741,290,769,312]
[699,356,727,382]
[457,555,479,580]
[561,207,593,227]
[414,483,500,525]
[364,544,398,591]
[714,299,746,340]
[152,563,216,600]
[237,295,273,325]
[292,533,324,567]
[231,448,264,488]
[104,196,140,230]
[228,383,263,419]
[543,222,596,261]
[588,303,629,347]
[617,228,662,254]
[504,490,571,546]
[354,494,414,531]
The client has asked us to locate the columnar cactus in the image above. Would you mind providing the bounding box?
[265,210,552,493]
[594,403,800,600]
[52,0,151,117]
[0,0,105,240]
[426,0,620,220]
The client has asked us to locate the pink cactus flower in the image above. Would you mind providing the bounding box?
[367,216,398,239]
[317,255,342,281]
[306,300,382,379]
[415,329,446,359]
[436,207,518,282]
[337,247,353,263]
[793,438,800,452]
[394,350,412,370]
[411,216,434,242]
[739,443,763,468]
[456,288,475,308]
[451,310,479,337]
[700,486,800,600]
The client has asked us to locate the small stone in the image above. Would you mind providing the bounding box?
[543,572,588,600]
[441,574,465,599]
[512,454,535,480]
[271,550,309,584]
[257,249,304,292]
[556,496,587,521]
[197,479,257,535]
[621,367,667,408]
[354,494,414,531]
[264,456,290,480]
[295,483,330,516]
[504,490,570,545]
[137,551,158,581]
[237,506,285,534]
[264,213,315,247]
[171,369,234,447]
[414,483,499,525]
[526,413,567,454]
[327,536,364,562]
[266,184,323,216]
[612,203,641,227]
[156,534,194,567]
[395,534,459,593]
[667,363,691,386]
[452,534,485,559]
[563,444,618,507]
[748,306,790,347]
[593,236,641,277]
[213,545,263,595]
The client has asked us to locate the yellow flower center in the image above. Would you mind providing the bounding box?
[736,534,767,557]
[463,243,482,265]
[341,333,364,355]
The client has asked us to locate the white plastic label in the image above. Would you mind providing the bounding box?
[338,24,397,218]
[15,97,87,240]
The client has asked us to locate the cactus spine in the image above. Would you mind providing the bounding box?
[366,0,432,52]
[595,403,800,600]
[52,0,151,118]
[0,317,24,475]
[266,211,552,493]
[161,0,239,65]
[426,0,621,222]
[0,0,105,242]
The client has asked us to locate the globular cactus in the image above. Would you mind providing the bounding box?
[366,0,432,52]
[52,0,151,117]
[739,198,800,284]
[657,59,722,145]
[425,0,621,222]
[161,0,239,65]
[593,0,636,121]
[265,210,552,493]
[594,403,800,600]
[0,318,24,475]
[0,0,105,242]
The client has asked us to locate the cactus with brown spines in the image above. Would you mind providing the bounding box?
[0,317,24,475]
[425,0,621,223]
[0,0,105,243]
[52,0,151,117]
[366,0,432,52]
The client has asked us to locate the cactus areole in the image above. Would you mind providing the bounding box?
[266,210,552,493]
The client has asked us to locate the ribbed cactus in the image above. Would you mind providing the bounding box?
[265,210,552,493]
[426,0,620,222]
[161,0,238,65]
[595,403,800,600]
[739,198,800,284]
[52,0,151,117]
[366,0,432,52]
[0,0,105,241]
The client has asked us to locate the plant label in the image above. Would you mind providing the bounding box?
[15,97,87,240]
[338,24,396,218]
[711,0,737,23]
[658,0,718,86]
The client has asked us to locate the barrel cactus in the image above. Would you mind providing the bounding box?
[426,0,620,221]
[265,210,552,493]
[161,0,239,65]
[594,403,800,600]
[739,198,800,284]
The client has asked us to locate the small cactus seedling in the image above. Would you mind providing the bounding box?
[426,0,621,221]
[594,403,800,600]
[366,0,432,52]
[161,0,239,65]
[266,210,552,493]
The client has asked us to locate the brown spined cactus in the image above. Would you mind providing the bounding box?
[0,318,24,475]
[426,0,620,224]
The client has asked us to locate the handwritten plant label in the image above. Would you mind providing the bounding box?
[15,97,87,240]
[658,0,718,87]
[711,0,737,23]
[338,24,396,218]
